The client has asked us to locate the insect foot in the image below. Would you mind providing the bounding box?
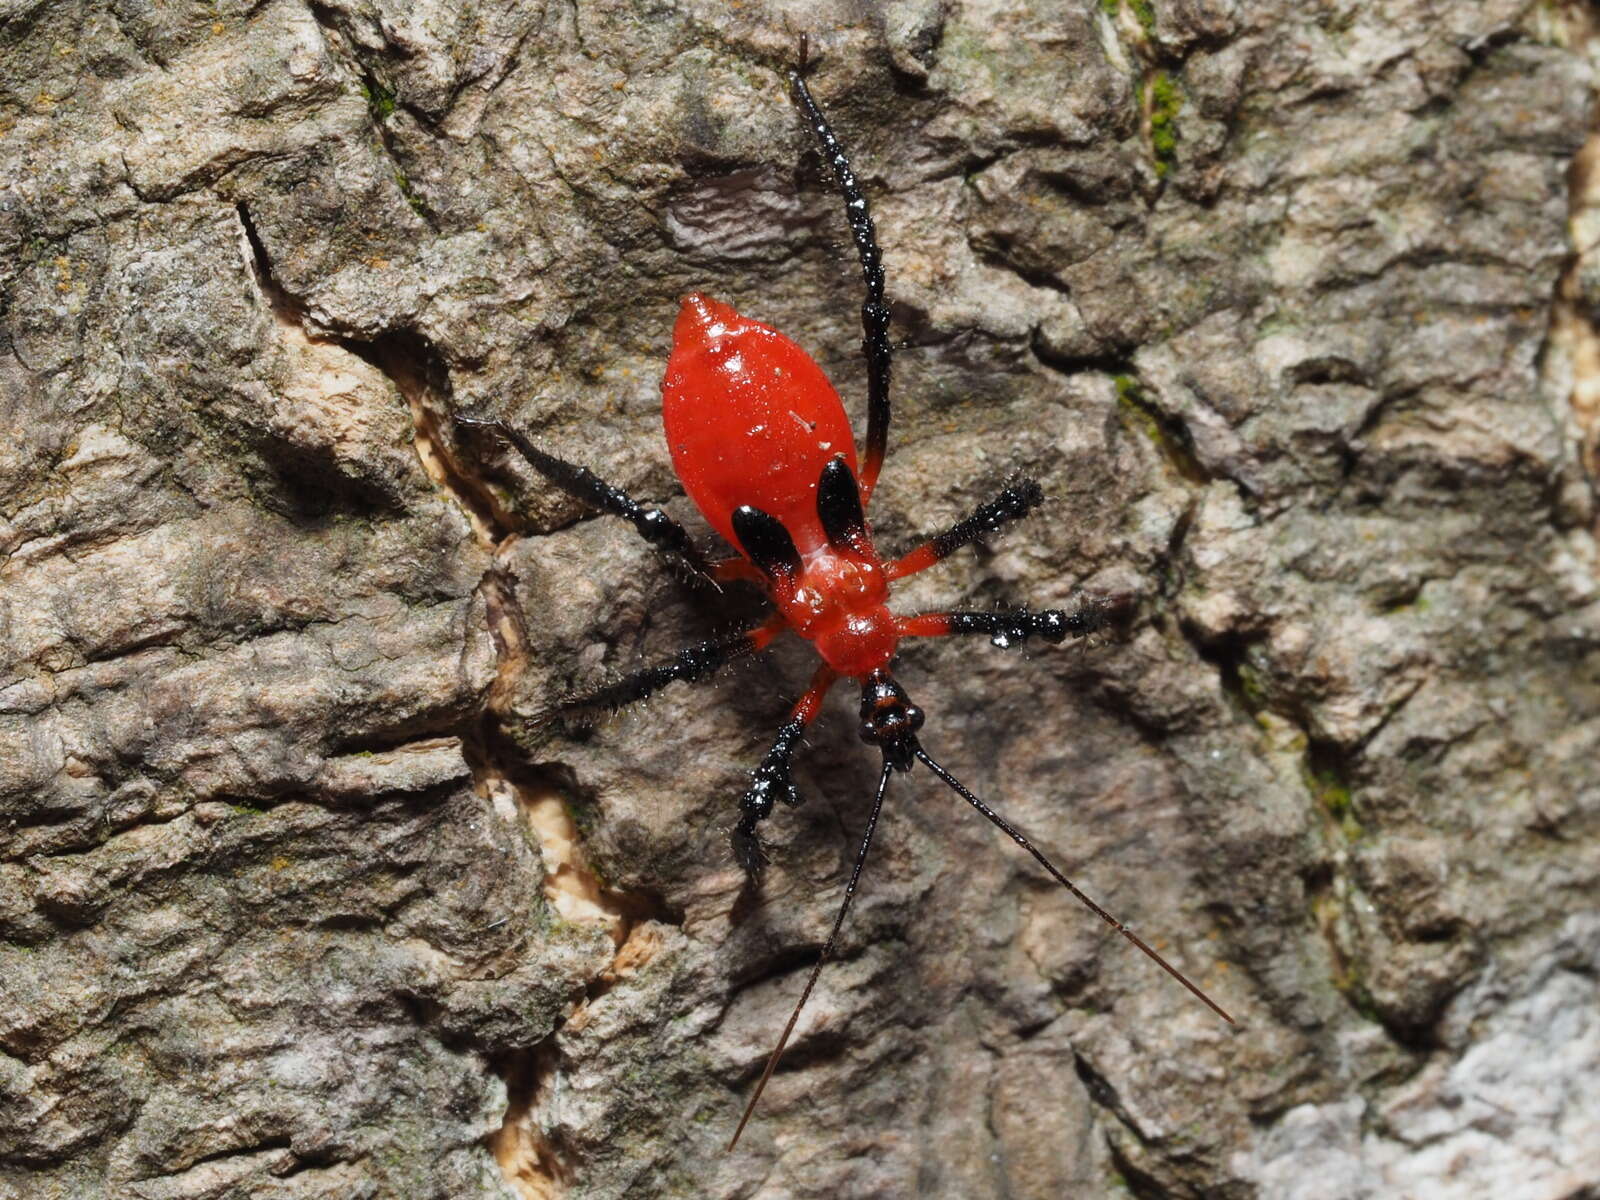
[732,720,807,872]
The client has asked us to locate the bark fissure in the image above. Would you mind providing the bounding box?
[236,183,664,1199]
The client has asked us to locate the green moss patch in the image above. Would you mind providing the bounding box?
[1113,374,1207,483]
[1145,70,1182,178]
[359,78,397,122]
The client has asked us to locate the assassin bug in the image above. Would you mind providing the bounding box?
[460,42,1234,1151]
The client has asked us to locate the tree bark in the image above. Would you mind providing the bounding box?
[3,1,1598,1197]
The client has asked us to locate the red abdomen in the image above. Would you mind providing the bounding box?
[662,294,859,558]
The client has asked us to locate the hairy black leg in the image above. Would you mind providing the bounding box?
[732,721,804,872]
[886,478,1045,580]
[789,55,892,506]
[456,414,716,582]
[896,602,1109,649]
[562,616,785,719]
[732,664,837,871]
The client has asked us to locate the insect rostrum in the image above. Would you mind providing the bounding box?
[460,47,1234,1152]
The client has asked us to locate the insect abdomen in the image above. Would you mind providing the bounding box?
[662,293,859,558]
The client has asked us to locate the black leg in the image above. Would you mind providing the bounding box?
[563,617,785,719]
[732,664,837,871]
[732,719,805,872]
[886,478,1045,580]
[457,415,717,583]
[789,56,892,507]
[896,603,1108,649]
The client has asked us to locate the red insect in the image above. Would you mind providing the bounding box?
[461,46,1233,1151]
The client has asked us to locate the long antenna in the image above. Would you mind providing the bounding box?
[915,747,1235,1026]
[727,758,895,1152]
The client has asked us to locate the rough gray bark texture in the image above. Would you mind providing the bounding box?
[3,0,1599,1196]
